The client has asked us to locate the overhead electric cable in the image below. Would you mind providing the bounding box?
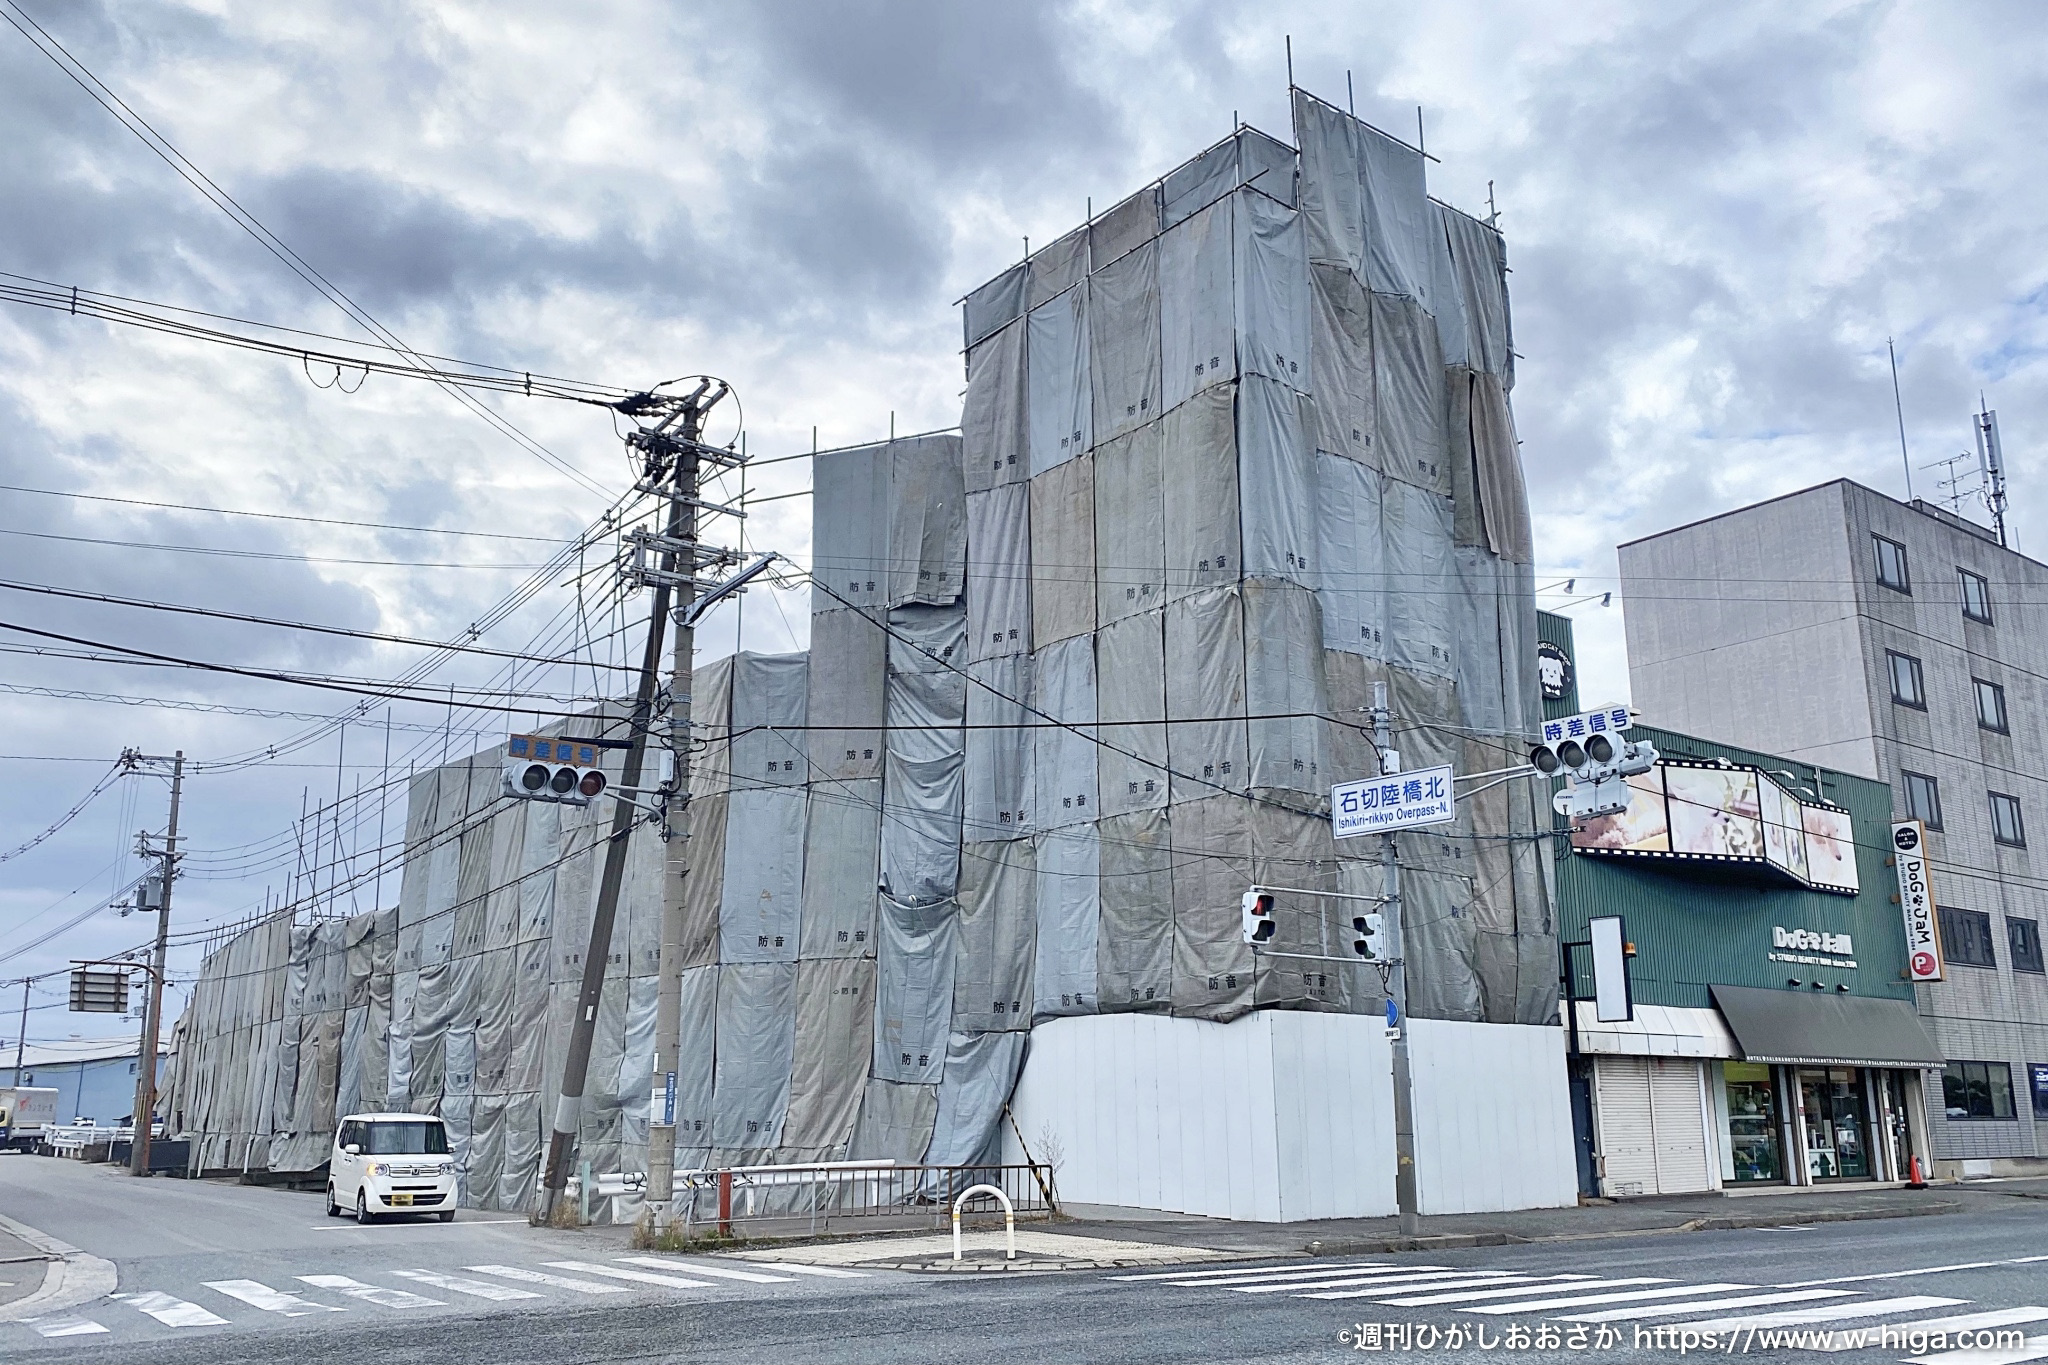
[0,479,574,542]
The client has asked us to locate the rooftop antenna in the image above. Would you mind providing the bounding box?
[1922,450,1979,518]
[1285,34,1293,88]
[1888,337,1914,500]
[1975,398,2010,547]
[1416,106,1426,157]
[1487,180,1499,227]
[1346,70,1355,116]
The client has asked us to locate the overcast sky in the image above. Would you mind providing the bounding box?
[2,0,2041,1048]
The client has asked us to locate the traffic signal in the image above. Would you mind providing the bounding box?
[1240,889,1276,945]
[1352,912,1385,960]
[1533,705,1658,821]
[503,734,609,806]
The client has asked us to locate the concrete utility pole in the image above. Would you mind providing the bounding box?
[1369,683,1421,1237]
[542,380,729,1222]
[128,749,182,1176]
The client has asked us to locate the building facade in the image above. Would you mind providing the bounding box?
[1,1038,164,1127]
[1620,482,2048,1174]
[1543,611,1944,1196]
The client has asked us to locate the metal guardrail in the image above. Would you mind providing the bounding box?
[555,1160,1058,1234]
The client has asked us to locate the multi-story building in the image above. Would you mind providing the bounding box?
[1620,480,2048,1174]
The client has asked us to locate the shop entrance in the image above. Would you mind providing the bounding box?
[1799,1068,1870,1180]
[1722,1061,1783,1183]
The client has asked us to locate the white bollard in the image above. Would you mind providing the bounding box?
[951,1183,1016,1262]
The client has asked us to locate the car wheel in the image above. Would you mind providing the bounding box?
[437,1208,455,1223]
[326,1185,340,1217]
[356,1190,375,1226]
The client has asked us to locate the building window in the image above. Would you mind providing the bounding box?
[1939,906,1997,967]
[2032,1064,2048,1119]
[1942,1060,2016,1120]
[2012,918,2046,975]
[1991,792,2027,848]
[1887,652,1926,708]
[1976,679,2009,734]
[1874,535,1911,592]
[1960,568,1993,623]
[1903,771,1943,829]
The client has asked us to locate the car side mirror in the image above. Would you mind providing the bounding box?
[343,1143,360,1156]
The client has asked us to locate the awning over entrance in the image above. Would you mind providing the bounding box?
[1709,984,1945,1068]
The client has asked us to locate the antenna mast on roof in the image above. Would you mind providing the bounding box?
[1888,337,1914,501]
[1975,400,2009,547]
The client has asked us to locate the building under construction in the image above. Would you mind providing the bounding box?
[165,88,1574,1222]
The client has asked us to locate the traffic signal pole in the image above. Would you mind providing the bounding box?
[1370,682,1422,1238]
[128,749,181,1176]
[541,382,725,1223]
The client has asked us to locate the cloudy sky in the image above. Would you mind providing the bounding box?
[1,0,2041,1048]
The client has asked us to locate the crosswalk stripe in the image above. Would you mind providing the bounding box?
[26,1317,108,1337]
[1369,1276,1635,1307]
[1807,1309,2048,1351]
[466,1265,630,1295]
[1111,1261,1413,1283]
[1310,1275,1590,1303]
[204,1279,345,1315]
[1462,1283,1759,1315]
[1556,1288,1854,1323]
[1670,1294,1967,1335]
[1234,1270,1516,1296]
[114,1291,229,1328]
[297,1274,446,1309]
[544,1260,714,1290]
[754,1263,869,1279]
[1288,1274,1537,1301]
[391,1269,542,1301]
[1908,1335,2048,1365]
[617,1257,793,1284]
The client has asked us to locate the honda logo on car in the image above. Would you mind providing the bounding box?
[1891,819,1944,983]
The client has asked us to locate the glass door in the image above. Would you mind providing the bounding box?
[1722,1062,1783,1182]
[1800,1068,1870,1180]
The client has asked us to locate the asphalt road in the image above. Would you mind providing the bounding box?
[5,1154,2048,1363]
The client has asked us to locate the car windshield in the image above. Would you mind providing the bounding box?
[363,1121,449,1155]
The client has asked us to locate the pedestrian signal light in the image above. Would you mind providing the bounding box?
[1240,889,1277,945]
[503,734,609,807]
[1352,912,1385,960]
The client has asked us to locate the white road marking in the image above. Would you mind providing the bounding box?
[26,1317,108,1337]
[1114,1261,1418,1284]
[1908,1335,2048,1365]
[391,1269,542,1301]
[755,1263,869,1279]
[617,1257,792,1284]
[114,1291,229,1328]
[544,1260,713,1289]
[1282,1274,1534,1300]
[1461,1282,1758,1315]
[1671,1294,1966,1335]
[1806,1307,2048,1351]
[465,1265,629,1294]
[204,1279,344,1316]
[1235,1270,1517,1296]
[297,1274,445,1309]
[1317,1275,1600,1304]
[307,1218,528,1231]
[1557,1288,1854,1323]
[1782,1255,2048,1289]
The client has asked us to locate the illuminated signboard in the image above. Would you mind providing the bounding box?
[1572,759,1859,895]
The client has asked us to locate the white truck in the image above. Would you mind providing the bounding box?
[0,1086,59,1152]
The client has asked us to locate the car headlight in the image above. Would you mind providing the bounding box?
[367,1162,388,1177]
[438,1161,456,1176]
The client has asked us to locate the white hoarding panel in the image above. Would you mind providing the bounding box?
[1588,915,1632,1024]
[1331,764,1454,839]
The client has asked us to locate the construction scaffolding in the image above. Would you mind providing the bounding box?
[163,88,1551,1218]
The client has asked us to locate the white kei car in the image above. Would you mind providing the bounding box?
[326,1113,459,1223]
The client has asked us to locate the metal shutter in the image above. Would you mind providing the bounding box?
[1648,1058,1714,1193]
[1594,1057,1658,1197]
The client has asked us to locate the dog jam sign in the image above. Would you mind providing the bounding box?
[1891,820,1944,983]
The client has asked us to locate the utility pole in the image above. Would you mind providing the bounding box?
[542,380,730,1222]
[1369,683,1421,1237]
[12,976,27,1079]
[127,749,182,1176]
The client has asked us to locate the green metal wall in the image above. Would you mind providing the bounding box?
[1541,614,1913,1010]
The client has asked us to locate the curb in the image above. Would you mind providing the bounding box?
[0,1213,118,1323]
[1304,1200,1964,1256]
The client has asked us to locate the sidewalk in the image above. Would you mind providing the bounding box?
[0,1222,54,1311]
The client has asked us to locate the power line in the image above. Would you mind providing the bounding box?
[0,522,550,569]
[0,758,126,865]
[0,479,574,542]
